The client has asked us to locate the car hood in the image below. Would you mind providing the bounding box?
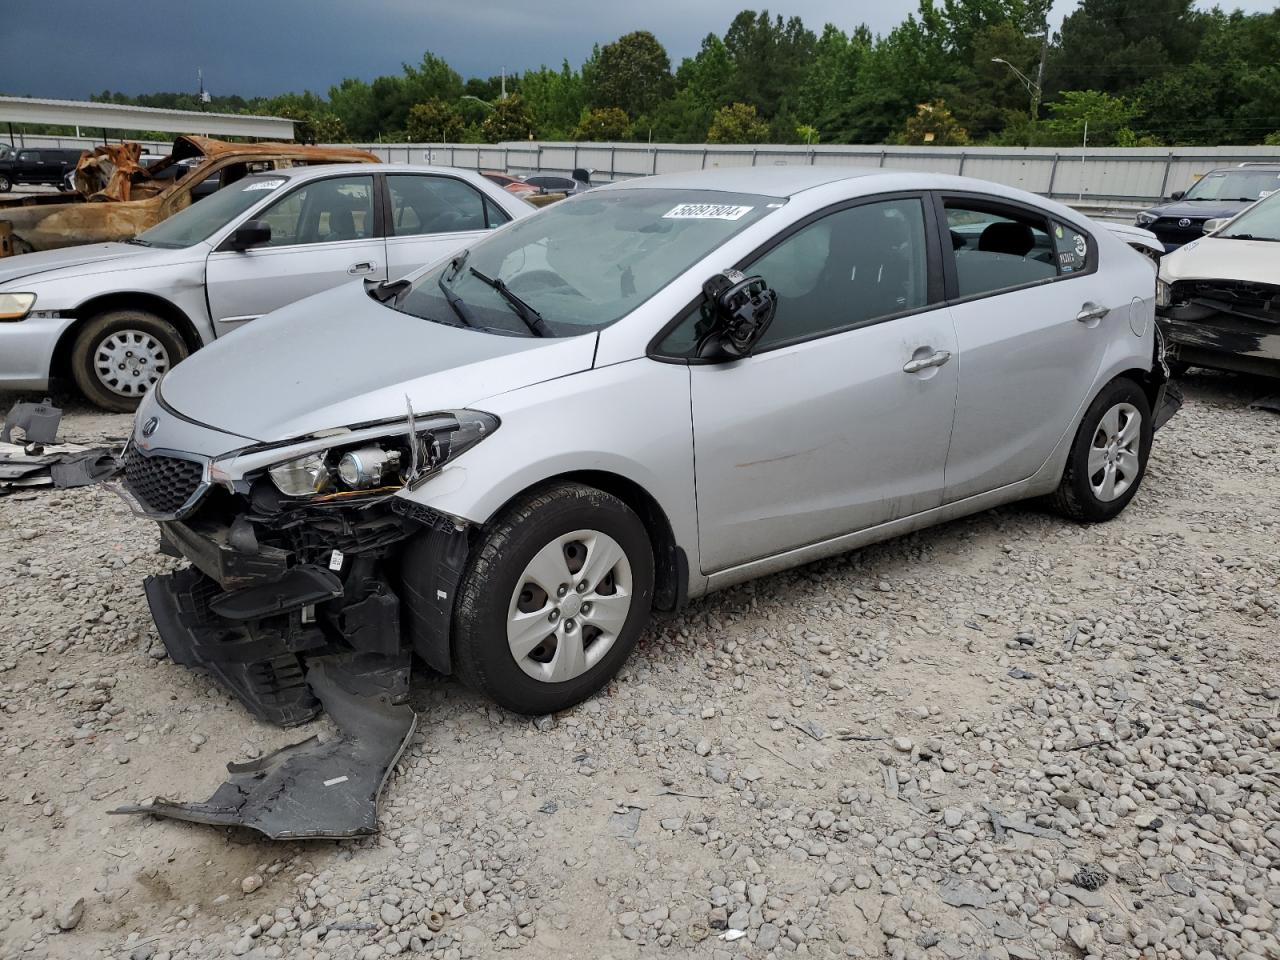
[1160,236,1280,284]
[1144,200,1252,221]
[0,242,153,286]
[159,281,599,443]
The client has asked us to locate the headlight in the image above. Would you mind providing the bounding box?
[268,453,331,497]
[1136,213,1156,227]
[260,409,499,499]
[1155,278,1171,309]
[0,293,36,321]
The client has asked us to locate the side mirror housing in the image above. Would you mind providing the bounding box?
[230,220,271,251]
[696,270,778,361]
[1169,190,1185,202]
[1202,217,1230,234]
[571,167,591,184]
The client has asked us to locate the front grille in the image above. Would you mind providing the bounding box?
[1151,217,1205,246]
[1172,279,1280,320]
[123,446,206,516]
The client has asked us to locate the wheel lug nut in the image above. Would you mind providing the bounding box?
[581,602,592,615]
[564,619,575,631]
[577,581,587,592]
[548,610,559,622]
[557,585,568,597]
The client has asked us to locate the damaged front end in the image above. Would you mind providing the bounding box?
[109,400,490,839]
[1158,278,1280,377]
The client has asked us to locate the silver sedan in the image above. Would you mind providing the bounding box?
[0,163,533,410]
[124,167,1174,724]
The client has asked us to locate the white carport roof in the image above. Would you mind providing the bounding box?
[0,96,294,139]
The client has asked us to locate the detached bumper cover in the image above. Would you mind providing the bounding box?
[1159,297,1280,370]
[111,654,415,840]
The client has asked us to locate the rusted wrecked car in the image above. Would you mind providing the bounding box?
[0,136,378,257]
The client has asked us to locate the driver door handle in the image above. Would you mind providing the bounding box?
[903,350,952,374]
[348,261,377,275]
[1076,302,1110,323]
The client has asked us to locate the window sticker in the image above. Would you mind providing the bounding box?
[244,179,285,191]
[1073,234,1088,257]
[663,203,754,221]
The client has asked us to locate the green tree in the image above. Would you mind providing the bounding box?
[1041,90,1138,145]
[482,95,536,141]
[722,10,816,119]
[707,102,770,143]
[406,99,465,142]
[593,31,674,117]
[572,107,633,141]
[895,99,970,144]
[521,61,589,139]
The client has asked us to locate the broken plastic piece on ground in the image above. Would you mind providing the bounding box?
[110,653,416,839]
[0,441,119,495]
[1,397,62,444]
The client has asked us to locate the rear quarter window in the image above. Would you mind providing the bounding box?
[1053,222,1091,275]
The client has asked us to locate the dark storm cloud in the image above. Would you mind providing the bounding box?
[1,0,1274,100]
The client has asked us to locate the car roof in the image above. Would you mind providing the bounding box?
[245,163,492,183]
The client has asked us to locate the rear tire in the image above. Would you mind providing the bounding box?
[1050,378,1152,523]
[0,174,11,193]
[451,483,654,715]
[70,309,188,412]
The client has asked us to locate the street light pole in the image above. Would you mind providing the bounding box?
[991,58,1041,121]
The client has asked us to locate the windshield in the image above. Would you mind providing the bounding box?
[1183,169,1280,202]
[1215,190,1280,241]
[135,175,287,248]
[393,188,782,337]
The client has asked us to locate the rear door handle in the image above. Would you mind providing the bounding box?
[348,261,377,275]
[1076,302,1110,323]
[903,350,952,374]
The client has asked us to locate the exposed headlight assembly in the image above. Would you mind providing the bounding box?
[0,293,36,321]
[1135,213,1156,227]
[258,408,499,499]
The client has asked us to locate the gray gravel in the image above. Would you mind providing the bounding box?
[1,371,1278,960]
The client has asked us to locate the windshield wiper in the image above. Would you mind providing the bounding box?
[365,277,411,303]
[123,237,150,246]
[436,273,474,327]
[1219,233,1280,242]
[468,268,552,338]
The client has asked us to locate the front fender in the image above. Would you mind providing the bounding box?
[397,358,700,565]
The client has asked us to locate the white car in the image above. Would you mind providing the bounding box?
[0,163,533,410]
[1157,189,1280,377]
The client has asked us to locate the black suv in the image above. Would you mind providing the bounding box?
[0,148,85,192]
[1136,163,1280,252]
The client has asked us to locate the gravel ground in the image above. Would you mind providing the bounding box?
[1,371,1278,960]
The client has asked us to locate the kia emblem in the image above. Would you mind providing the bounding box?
[1178,218,1191,228]
[141,417,159,438]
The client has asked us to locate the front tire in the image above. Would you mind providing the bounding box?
[0,174,11,193]
[451,483,654,715]
[1050,377,1152,523]
[70,309,188,412]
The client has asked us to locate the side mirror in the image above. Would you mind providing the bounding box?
[1202,217,1230,234]
[230,220,271,251]
[571,167,591,184]
[1169,190,1185,202]
[696,270,778,361]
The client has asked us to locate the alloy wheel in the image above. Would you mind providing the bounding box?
[93,329,170,398]
[506,529,633,683]
[1089,402,1142,502]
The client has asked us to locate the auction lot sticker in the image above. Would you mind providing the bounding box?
[663,203,754,220]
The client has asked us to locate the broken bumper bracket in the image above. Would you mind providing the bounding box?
[111,653,416,840]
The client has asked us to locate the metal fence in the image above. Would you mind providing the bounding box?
[349,141,1280,205]
[9,133,1280,205]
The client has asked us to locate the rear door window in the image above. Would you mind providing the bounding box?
[388,174,489,235]
[945,203,1056,298]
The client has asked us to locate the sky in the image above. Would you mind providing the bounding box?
[1,0,1276,101]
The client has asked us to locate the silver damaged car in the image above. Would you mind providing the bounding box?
[113,168,1176,838]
